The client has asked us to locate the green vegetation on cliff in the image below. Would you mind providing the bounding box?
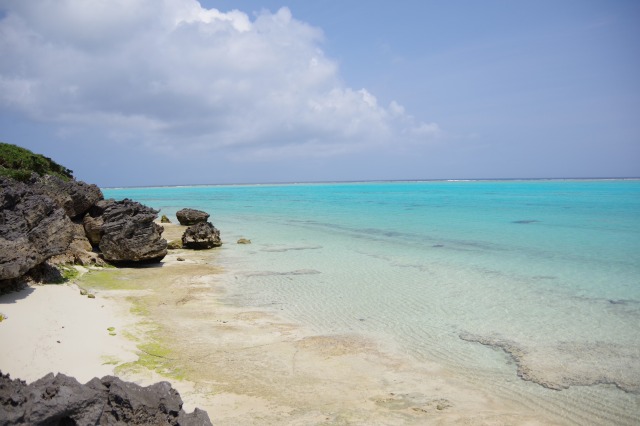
[0,142,73,181]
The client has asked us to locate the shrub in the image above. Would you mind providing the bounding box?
[0,142,73,182]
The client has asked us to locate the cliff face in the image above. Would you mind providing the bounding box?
[0,144,167,291]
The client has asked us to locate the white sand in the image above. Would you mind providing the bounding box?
[0,282,138,384]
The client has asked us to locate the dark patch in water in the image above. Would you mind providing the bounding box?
[459,332,640,394]
[512,220,540,224]
[432,244,444,248]
[246,269,321,277]
[262,245,323,253]
[608,299,639,305]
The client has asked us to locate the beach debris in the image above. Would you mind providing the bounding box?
[0,313,5,322]
[107,327,115,332]
[181,222,222,249]
[79,288,88,296]
[87,293,96,299]
[176,208,210,226]
[237,238,252,244]
[177,257,185,261]
[160,214,172,223]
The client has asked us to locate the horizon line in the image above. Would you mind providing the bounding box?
[101,176,640,190]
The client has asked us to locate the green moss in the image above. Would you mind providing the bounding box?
[115,340,186,381]
[107,327,116,332]
[127,297,151,316]
[80,270,140,291]
[61,266,79,282]
[101,356,120,366]
[0,142,73,181]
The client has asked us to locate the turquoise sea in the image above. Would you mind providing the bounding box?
[105,179,640,424]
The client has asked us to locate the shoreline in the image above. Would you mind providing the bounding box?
[1,223,637,424]
[0,223,555,424]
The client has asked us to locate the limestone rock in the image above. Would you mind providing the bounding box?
[160,214,171,223]
[99,199,167,263]
[32,174,103,219]
[176,208,210,226]
[0,177,75,283]
[49,221,105,267]
[182,222,221,250]
[237,238,252,244]
[0,371,213,425]
[83,214,104,246]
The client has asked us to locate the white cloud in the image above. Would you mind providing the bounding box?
[0,0,439,160]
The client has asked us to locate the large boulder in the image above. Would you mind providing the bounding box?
[98,199,168,263]
[182,222,221,250]
[32,174,103,219]
[0,371,212,425]
[176,208,210,226]
[0,177,75,283]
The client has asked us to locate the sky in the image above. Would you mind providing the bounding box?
[0,0,638,186]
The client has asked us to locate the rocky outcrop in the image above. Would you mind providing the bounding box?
[0,177,75,282]
[97,199,168,263]
[0,371,212,425]
[181,222,221,250]
[1,175,169,289]
[176,209,209,226]
[32,175,103,219]
[49,221,105,267]
[160,214,171,223]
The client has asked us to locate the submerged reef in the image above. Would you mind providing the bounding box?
[459,332,640,394]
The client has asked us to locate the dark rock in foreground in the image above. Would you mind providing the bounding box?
[182,222,221,250]
[176,209,209,226]
[0,177,75,281]
[98,199,168,263]
[0,371,212,425]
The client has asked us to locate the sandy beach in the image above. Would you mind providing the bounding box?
[0,223,568,425]
[0,279,139,384]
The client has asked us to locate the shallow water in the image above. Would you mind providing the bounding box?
[105,179,640,424]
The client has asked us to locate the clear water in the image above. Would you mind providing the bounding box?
[104,180,640,423]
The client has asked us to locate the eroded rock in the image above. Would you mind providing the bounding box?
[99,199,167,263]
[0,177,75,283]
[176,208,210,226]
[182,222,221,250]
[0,371,212,425]
[33,174,103,219]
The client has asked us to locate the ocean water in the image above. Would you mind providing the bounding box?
[104,180,640,423]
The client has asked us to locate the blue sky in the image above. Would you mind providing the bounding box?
[0,0,638,186]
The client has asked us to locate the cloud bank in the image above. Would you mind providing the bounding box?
[0,0,438,161]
